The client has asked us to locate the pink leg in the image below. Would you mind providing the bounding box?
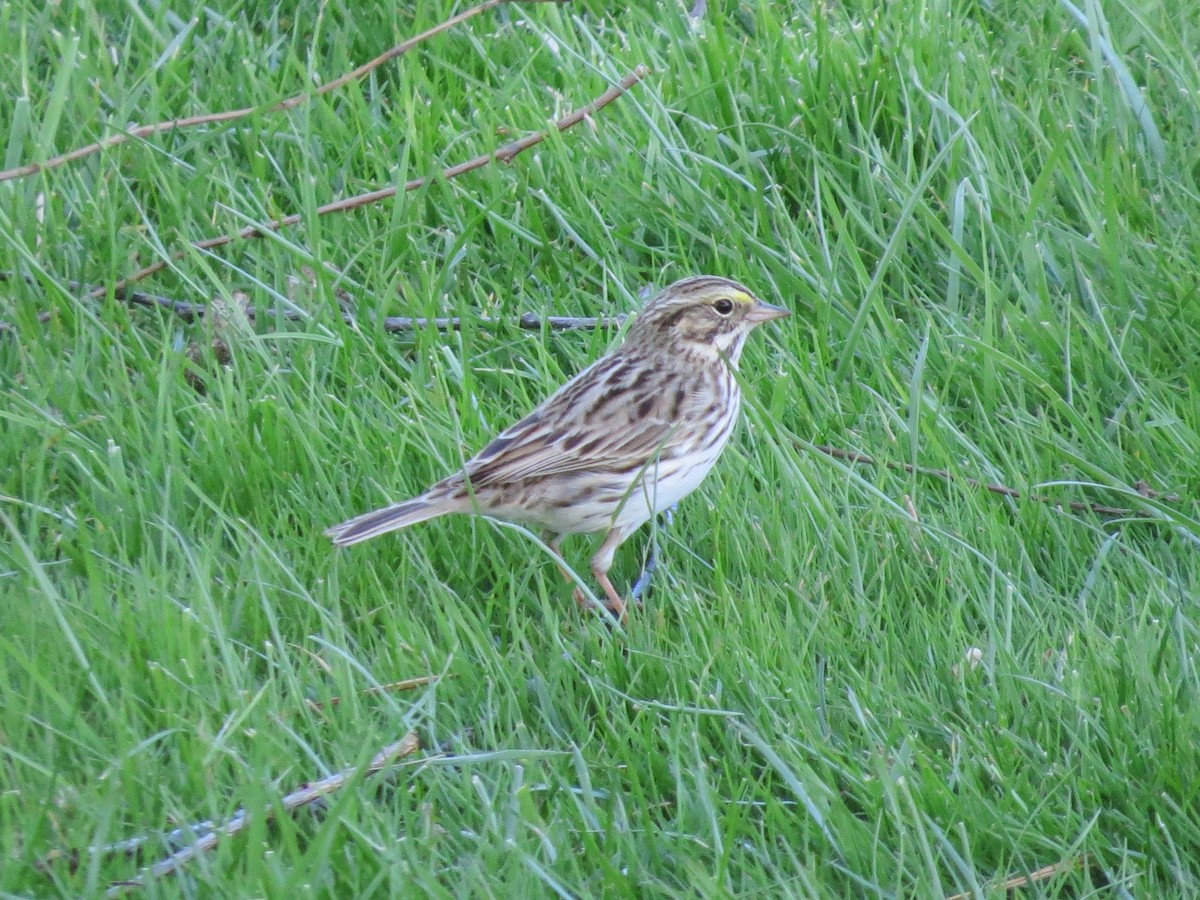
[547,534,610,616]
[589,567,626,622]
[584,527,631,622]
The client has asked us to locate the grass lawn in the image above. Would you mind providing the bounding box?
[3,0,1200,895]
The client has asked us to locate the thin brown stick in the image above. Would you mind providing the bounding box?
[0,0,564,184]
[34,677,435,875]
[944,854,1086,899]
[380,312,626,332]
[91,65,649,299]
[814,444,1174,519]
[104,732,421,895]
[305,675,438,713]
[120,287,624,332]
[0,271,627,331]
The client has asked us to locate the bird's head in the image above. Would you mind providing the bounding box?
[625,275,790,365]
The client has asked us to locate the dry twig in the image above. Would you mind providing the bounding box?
[0,274,627,333]
[93,65,649,298]
[814,444,1173,519]
[123,287,626,332]
[944,854,1087,899]
[304,675,438,713]
[103,732,421,895]
[4,274,624,336]
[0,0,565,184]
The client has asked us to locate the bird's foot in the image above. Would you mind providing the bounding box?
[573,586,626,624]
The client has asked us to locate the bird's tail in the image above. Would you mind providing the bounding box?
[324,493,453,547]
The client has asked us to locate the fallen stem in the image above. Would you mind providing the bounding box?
[104,732,421,895]
[813,444,1173,519]
[35,675,436,876]
[0,0,565,184]
[0,273,626,332]
[115,286,626,332]
[944,854,1087,899]
[305,675,438,713]
[93,65,650,299]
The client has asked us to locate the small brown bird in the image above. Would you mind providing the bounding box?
[326,275,789,618]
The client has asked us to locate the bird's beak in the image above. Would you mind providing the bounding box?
[745,300,791,324]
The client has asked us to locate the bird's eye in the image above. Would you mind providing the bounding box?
[713,298,734,316]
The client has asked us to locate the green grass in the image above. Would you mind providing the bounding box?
[3,0,1200,895]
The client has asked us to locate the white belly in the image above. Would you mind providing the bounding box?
[487,393,739,538]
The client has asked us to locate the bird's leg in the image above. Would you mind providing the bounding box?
[581,527,631,622]
[630,504,676,604]
[590,567,626,622]
[547,534,615,617]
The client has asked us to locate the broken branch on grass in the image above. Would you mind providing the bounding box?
[103,732,421,895]
[383,312,626,332]
[93,65,650,299]
[944,854,1087,899]
[119,286,626,332]
[813,444,1174,519]
[304,675,439,713]
[0,0,566,184]
[125,287,626,332]
[0,271,627,332]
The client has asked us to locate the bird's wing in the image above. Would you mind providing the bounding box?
[462,356,698,488]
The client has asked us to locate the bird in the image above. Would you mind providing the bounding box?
[325,275,789,619]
